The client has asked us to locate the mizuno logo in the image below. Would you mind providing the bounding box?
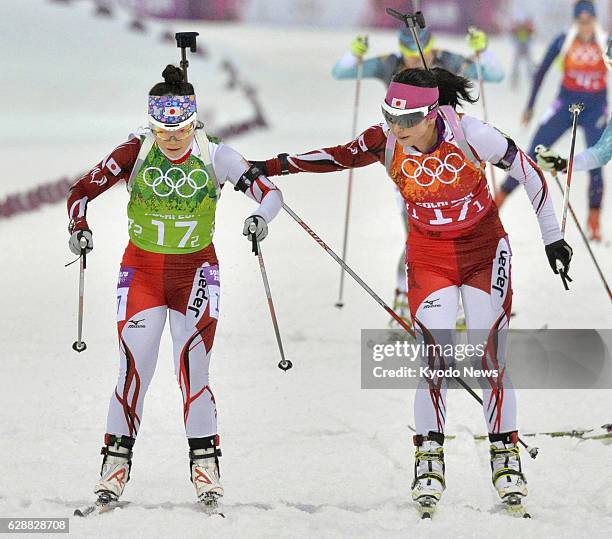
[127,319,146,328]
[423,298,441,309]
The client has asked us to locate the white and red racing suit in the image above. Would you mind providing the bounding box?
[260,110,562,435]
[68,130,282,439]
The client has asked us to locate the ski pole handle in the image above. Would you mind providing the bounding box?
[248,222,259,256]
[79,236,88,270]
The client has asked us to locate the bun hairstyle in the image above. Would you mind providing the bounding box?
[149,65,195,96]
[392,67,477,109]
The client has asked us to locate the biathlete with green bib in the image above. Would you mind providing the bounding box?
[66,65,283,512]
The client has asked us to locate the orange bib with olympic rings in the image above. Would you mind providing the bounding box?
[388,136,492,232]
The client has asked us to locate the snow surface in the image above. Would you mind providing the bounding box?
[1,1,611,538]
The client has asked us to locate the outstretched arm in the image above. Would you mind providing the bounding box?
[332,53,397,84]
[526,33,564,111]
[537,120,611,173]
[254,124,388,177]
[66,136,141,231]
[211,142,283,224]
[437,49,504,83]
[575,119,612,171]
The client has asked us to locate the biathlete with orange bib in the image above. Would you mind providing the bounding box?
[497,0,608,241]
[252,67,573,509]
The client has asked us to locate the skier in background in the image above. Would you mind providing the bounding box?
[537,37,612,176]
[252,67,572,509]
[67,65,282,513]
[332,25,504,325]
[332,26,504,86]
[496,0,608,241]
[509,11,536,88]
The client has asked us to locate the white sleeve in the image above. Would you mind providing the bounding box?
[572,149,601,172]
[211,142,283,224]
[461,115,563,245]
[335,51,358,70]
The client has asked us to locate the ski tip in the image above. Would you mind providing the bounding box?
[73,506,95,518]
[503,495,531,518]
[415,495,438,520]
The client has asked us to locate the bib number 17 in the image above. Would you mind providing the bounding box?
[151,219,199,248]
[421,199,484,225]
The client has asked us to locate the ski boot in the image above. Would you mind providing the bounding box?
[189,435,224,515]
[489,431,528,508]
[94,434,135,507]
[411,431,445,517]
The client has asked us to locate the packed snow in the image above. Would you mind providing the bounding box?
[1,1,610,537]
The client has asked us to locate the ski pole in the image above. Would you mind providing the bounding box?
[337,43,367,309]
[249,224,292,371]
[449,379,539,458]
[72,237,88,353]
[469,28,498,197]
[283,203,416,337]
[553,103,583,291]
[560,103,584,235]
[284,202,541,456]
[534,153,612,302]
[554,174,610,302]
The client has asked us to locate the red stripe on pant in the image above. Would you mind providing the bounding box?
[483,283,512,434]
[416,319,447,433]
[116,337,141,437]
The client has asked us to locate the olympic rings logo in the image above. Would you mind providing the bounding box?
[142,167,210,198]
[569,46,601,65]
[401,153,466,187]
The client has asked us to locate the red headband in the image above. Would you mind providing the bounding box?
[384,82,439,110]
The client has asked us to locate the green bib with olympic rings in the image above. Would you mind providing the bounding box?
[127,141,219,254]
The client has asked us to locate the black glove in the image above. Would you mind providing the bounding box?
[248,154,290,177]
[545,239,573,274]
[248,160,269,176]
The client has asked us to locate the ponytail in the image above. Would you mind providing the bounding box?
[149,64,195,96]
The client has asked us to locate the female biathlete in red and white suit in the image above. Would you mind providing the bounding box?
[254,68,573,506]
[67,66,282,511]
